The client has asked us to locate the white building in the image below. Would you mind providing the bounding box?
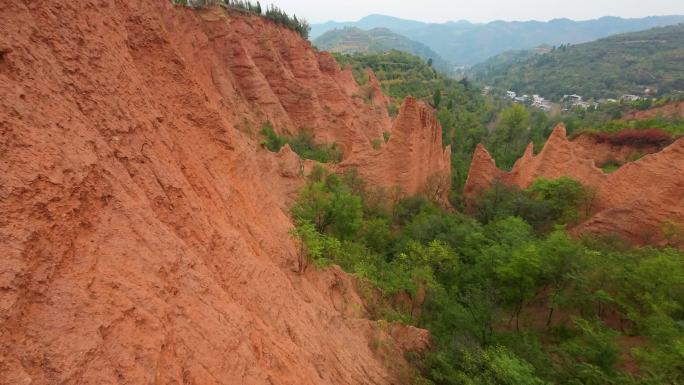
[531,99,553,112]
[621,94,641,102]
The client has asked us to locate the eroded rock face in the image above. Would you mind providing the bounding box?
[342,97,452,203]
[463,124,684,245]
[0,2,434,384]
[463,144,504,197]
[507,124,607,188]
[184,6,449,198]
[576,138,684,245]
[572,133,662,166]
[184,6,393,154]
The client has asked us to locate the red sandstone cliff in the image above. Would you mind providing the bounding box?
[462,144,504,198]
[176,6,449,199]
[464,124,684,245]
[0,2,442,384]
[341,97,452,202]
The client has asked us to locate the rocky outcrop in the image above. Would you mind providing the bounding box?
[506,124,607,188]
[463,144,504,197]
[366,69,391,107]
[464,124,606,195]
[464,124,684,245]
[576,138,684,245]
[0,2,437,384]
[342,97,452,202]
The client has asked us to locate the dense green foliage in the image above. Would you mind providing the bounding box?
[473,177,595,232]
[311,14,684,66]
[314,27,452,73]
[172,0,310,39]
[470,24,684,100]
[260,123,342,163]
[332,50,445,99]
[290,169,684,384]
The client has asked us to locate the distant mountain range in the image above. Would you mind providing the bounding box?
[311,14,684,66]
[469,24,684,100]
[313,27,451,72]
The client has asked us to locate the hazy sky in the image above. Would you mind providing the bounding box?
[270,0,684,24]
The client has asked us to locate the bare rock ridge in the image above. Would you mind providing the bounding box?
[0,1,444,384]
[464,124,684,245]
[342,97,452,202]
[462,143,505,198]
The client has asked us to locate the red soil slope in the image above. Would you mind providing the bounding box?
[622,101,684,121]
[0,2,445,384]
[464,124,684,245]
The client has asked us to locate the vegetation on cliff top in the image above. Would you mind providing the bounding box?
[172,0,311,39]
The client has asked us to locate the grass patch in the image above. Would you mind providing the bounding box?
[601,163,621,174]
[260,122,343,163]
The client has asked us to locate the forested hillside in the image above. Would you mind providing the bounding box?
[314,27,451,72]
[312,14,684,65]
[470,24,684,100]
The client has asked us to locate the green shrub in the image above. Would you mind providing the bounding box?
[555,318,620,381]
[287,131,342,163]
[259,123,343,163]
[599,158,622,173]
[526,177,584,225]
[260,122,286,152]
[387,104,400,117]
[475,177,587,231]
[291,178,362,240]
